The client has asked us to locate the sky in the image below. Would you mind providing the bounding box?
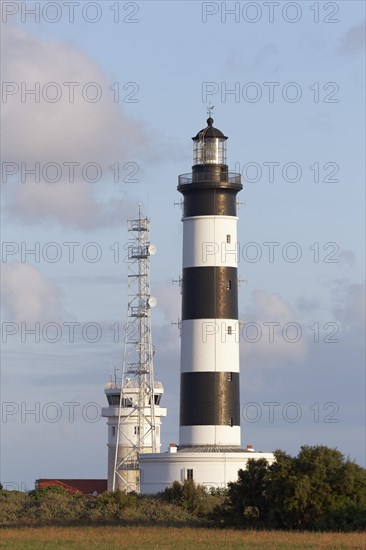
[0,0,365,491]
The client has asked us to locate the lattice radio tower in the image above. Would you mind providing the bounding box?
[112,208,159,492]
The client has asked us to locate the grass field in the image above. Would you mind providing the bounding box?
[0,526,365,550]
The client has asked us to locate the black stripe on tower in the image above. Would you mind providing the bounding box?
[178,164,242,217]
[183,188,238,217]
[180,372,240,426]
[182,266,238,320]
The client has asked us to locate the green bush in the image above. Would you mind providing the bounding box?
[0,490,29,523]
[27,492,86,521]
[158,480,217,517]
[85,490,138,520]
[126,498,194,523]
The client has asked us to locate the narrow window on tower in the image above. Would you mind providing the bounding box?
[228,372,232,381]
[134,426,140,435]
[187,469,194,481]
[226,234,231,244]
[227,280,232,290]
[227,326,232,335]
[111,426,116,437]
[229,417,234,427]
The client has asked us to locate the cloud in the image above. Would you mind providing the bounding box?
[153,323,181,360]
[1,26,150,162]
[6,182,140,229]
[338,250,356,268]
[154,282,181,324]
[1,25,152,229]
[240,290,306,365]
[337,22,365,55]
[1,262,64,323]
[331,280,365,331]
[297,296,322,314]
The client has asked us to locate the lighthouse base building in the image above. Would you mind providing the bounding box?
[140,447,275,493]
[140,115,274,493]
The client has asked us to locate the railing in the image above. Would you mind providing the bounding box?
[128,245,149,259]
[178,171,241,185]
[129,219,148,231]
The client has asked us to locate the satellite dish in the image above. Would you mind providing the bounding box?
[148,296,157,308]
[148,244,157,256]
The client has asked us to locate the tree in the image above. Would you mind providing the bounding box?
[227,457,270,526]
[274,446,366,530]
[225,445,366,531]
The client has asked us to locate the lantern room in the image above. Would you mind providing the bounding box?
[192,117,228,166]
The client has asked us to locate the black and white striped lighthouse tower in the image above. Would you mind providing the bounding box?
[139,114,275,492]
[177,112,243,448]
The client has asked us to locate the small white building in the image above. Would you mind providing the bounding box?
[102,379,167,492]
[140,445,275,493]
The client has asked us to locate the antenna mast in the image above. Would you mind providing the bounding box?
[112,211,158,492]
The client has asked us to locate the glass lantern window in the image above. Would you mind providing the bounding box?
[193,138,227,165]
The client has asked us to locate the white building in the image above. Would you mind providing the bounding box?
[102,379,167,492]
[141,445,275,493]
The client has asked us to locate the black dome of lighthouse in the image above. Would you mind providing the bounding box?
[192,118,228,141]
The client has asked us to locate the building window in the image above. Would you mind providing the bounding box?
[111,426,116,437]
[121,397,132,407]
[226,234,231,244]
[229,417,234,427]
[149,394,161,405]
[227,326,232,335]
[226,280,232,290]
[228,372,232,381]
[134,426,140,435]
[107,394,120,405]
[186,469,194,481]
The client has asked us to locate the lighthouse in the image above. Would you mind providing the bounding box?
[139,114,274,492]
[178,114,242,448]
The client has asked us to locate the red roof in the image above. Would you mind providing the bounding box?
[36,479,107,496]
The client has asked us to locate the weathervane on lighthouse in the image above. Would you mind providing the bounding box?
[207,103,214,118]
